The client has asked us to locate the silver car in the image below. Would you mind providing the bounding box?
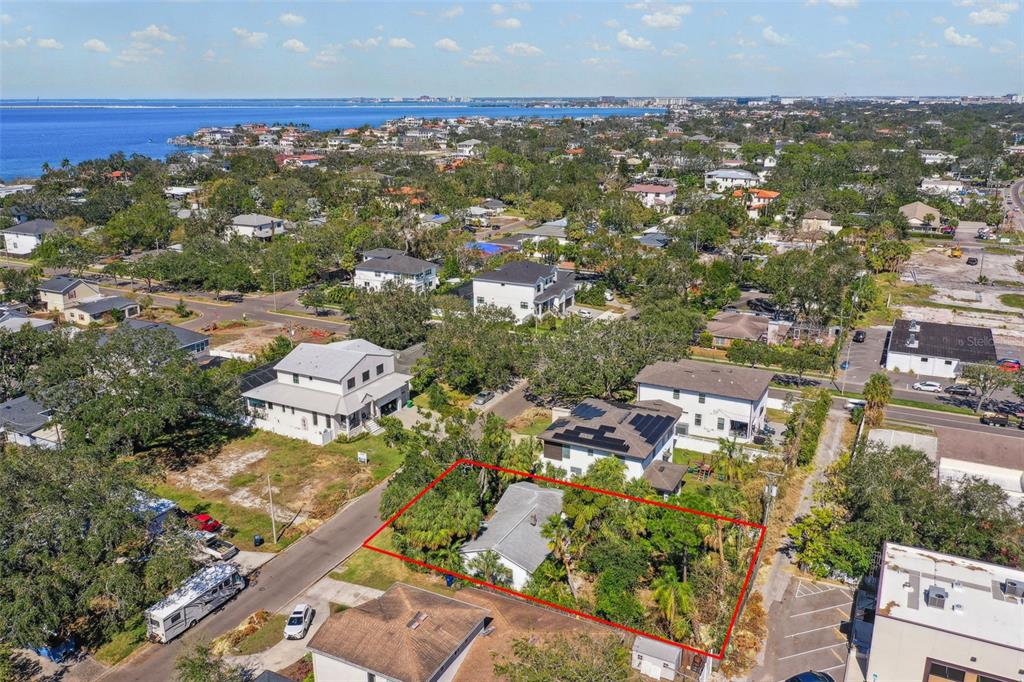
[283,604,313,640]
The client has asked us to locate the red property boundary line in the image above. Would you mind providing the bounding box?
[361,458,766,661]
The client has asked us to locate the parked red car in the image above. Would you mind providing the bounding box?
[189,513,222,533]
[997,358,1021,372]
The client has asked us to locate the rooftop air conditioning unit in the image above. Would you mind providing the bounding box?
[906,334,919,349]
[909,320,921,333]
[1004,579,1024,598]
[925,586,948,609]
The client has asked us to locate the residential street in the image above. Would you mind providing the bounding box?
[101,481,387,682]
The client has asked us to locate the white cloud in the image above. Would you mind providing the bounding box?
[513,2,532,10]
[736,35,758,48]
[112,41,163,66]
[505,41,542,56]
[821,49,852,58]
[1,37,29,49]
[279,13,305,26]
[617,29,653,50]
[749,14,766,23]
[944,25,980,47]
[642,12,681,28]
[0,14,11,25]
[990,38,1017,53]
[441,5,464,18]
[282,38,308,53]
[826,0,858,6]
[969,7,1011,24]
[932,15,948,24]
[668,4,693,14]
[202,49,216,62]
[661,43,688,56]
[434,37,461,52]
[131,24,176,42]
[589,40,611,51]
[494,17,522,28]
[388,37,415,49]
[310,44,343,68]
[463,45,500,64]
[232,27,268,48]
[36,37,63,49]
[761,25,791,46]
[83,38,110,53]
[350,36,382,49]
[491,3,506,13]
[604,19,621,28]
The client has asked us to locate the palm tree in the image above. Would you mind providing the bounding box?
[543,516,578,599]
[863,372,892,427]
[713,437,747,483]
[651,567,695,641]
[466,550,513,588]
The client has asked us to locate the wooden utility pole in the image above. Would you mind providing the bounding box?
[267,472,278,544]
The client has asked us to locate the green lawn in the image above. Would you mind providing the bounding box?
[331,528,456,595]
[94,620,147,665]
[231,614,287,655]
[766,407,790,423]
[999,293,1024,309]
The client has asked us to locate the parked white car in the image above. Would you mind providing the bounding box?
[283,603,313,640]
[912,381,943,392]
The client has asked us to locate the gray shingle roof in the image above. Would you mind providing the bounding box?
[122,319,209,351]
[38,275,87,294]
[2,219,57,236]
[73,296,138,316]
[231,214,280,227]
[355,254,435,276]
[273,339,393,382]
[460,482,564,573]
[473,261,555,286]
[635,359,772,402]
[0,395,50,435]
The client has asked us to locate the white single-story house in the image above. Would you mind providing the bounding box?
[1,219,58,256]
[884,319,996,379]
[635,359,772,453]
[242,339,411,445]
[539,398,681,480]
[228,214,287,240]
[460,482,564,590]
[472,261,576,324]
[353,251,438,293]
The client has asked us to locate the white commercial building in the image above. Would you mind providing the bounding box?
[353,249,438,293]
[472,261,576,324]
[539,399,681,480]
[885,319,996,379]
[242,339,411,445]
[861,543,1024,682]
[635,359,772,453]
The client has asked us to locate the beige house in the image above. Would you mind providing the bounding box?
[706,311,791,348]
[800,209,837,234]
[899,201,942,229]
[37,276,101,312]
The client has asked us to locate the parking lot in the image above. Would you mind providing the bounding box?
[752,576,853,681]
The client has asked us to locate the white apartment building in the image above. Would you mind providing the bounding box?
[242,339,411,445]
[539,399,682,480]
[634,359,772,453]
[885,319,996,379]
[859,543,1024,682]
[227,214,287,240]
[353,249,438,293]
[704,169,759,190]
[471,261,576,324]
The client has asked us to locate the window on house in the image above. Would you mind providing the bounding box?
[280,405,286,413]
[926,663,966,682]
[717,417,725,430]
[672,389,680,399]
[520,301,528,309]
[362,370,370,382]
[347,377,355,389]
[570,467,582,477]
[312,412,318,426]
[698,393,706,404]
[376,364,384,375]
[476,296,485,304]
[561,444,570,458]
[944,360,953,365]
[587,448,594,456]
[292,374,299,384]
[694,414,702,426]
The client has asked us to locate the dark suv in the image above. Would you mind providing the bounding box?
[852,330,867,343]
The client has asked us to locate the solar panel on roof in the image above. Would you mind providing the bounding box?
[629,413,673,445]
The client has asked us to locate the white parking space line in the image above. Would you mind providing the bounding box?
[786,622,845,638]
[777,642,847,661]
[789,603,852,618]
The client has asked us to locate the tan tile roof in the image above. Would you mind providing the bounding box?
[307,584,489,682]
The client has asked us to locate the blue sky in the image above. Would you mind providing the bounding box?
[0,1,1020,98]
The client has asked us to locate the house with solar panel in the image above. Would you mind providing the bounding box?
[538,399,682,479]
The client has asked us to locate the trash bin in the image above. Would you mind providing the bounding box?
[253,534,264,547]
[445,574,455,587]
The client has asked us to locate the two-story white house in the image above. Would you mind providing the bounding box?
[471,261,576,324]
[704,169,758,190]
[2,219,58,256]
[635,359,772,453]
[538,399,682,480]
[625,182,677,211]
[227,214,287,240]
[353,250,438,293]
[241,339,411,445]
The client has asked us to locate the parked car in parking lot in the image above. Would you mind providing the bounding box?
[912,381,943,392]
[786,672,835,682]
[966,257,978,265]
[997,358,1021,372]
[980,412,1010,427]
[473,391,495,406]
[944,384,976,397]
[283,604,313,640]
[852,330,867,343]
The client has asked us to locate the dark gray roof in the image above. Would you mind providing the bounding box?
[481,199,507,210]
[355,253,435,276]
[3,219,57,236]
[460,482,563,573]
[73,296,138,316]
[887,319,996,364]
[122,320,210,350]
[540,399,682,460]
[362,247,406,260]
[38,275,87,294]
[642,461,686,494]
[635,359,772,402]
[637,232,671,248]
[0,395,50,435]
[534,270,576,304]
[474,261,555,286]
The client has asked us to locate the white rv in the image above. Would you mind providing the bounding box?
[145,563,244,643]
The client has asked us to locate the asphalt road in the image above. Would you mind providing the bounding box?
[102,482,387,681]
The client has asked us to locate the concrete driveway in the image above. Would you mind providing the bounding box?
[752,576,853,682]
